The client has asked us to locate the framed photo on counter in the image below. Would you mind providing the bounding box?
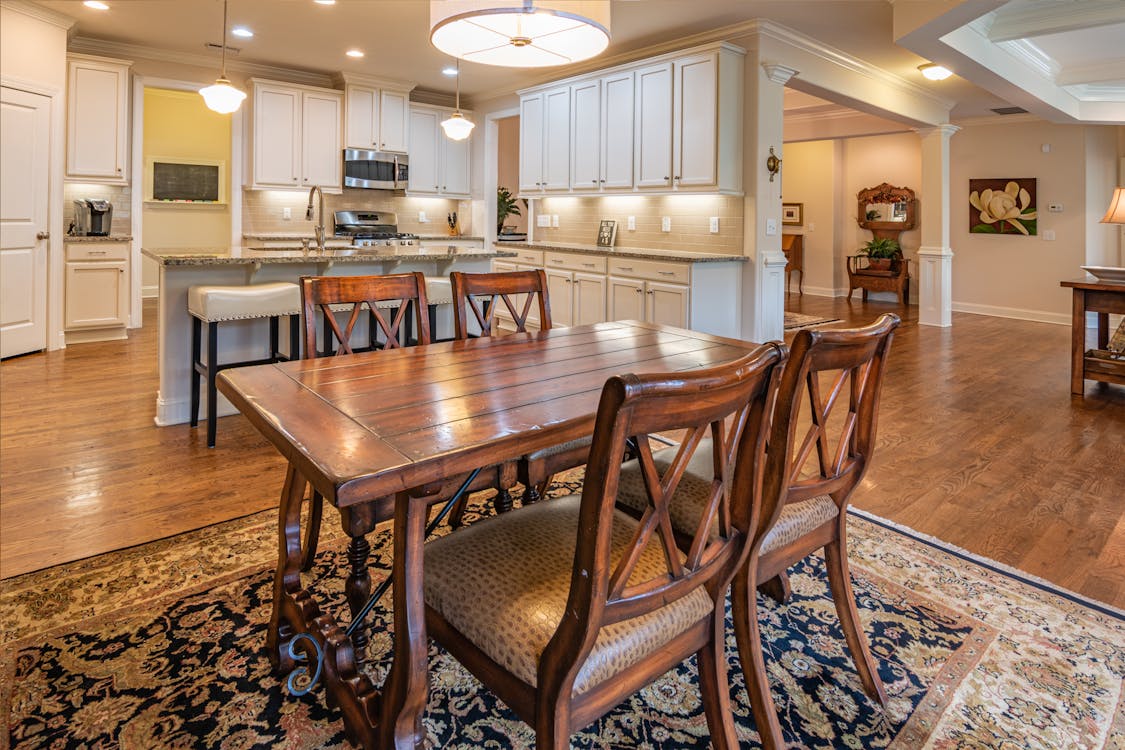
[782,203,803,226]
[597,219,617,247]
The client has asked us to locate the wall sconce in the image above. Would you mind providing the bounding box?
[766,147,781,182]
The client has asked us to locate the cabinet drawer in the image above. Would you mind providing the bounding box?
[607,257,690,284]
[509,248,543,265]
[545,252,606,273]
[66,242,129,261]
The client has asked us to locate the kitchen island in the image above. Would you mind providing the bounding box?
[143,245,515,427]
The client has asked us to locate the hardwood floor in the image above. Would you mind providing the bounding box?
[2,296,1123,608]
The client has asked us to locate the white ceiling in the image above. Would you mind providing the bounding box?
[30,0,1125,124]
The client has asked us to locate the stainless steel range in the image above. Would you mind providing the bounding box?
[333,210,418,247]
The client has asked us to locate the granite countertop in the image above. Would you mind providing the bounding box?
[499,241,746,263]
[142,246,514,266]
[243,232,485,242]
[65,234,133,242]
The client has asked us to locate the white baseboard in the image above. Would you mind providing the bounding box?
[142,284,158,299]
[951,301,1068,326]
[153,391,238,427]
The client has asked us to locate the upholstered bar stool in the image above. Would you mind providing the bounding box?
[188,282,301,448]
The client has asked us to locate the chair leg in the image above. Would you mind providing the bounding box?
[759,572,792,604]
[190,316,202,428]
[697,612,739,750]
[733,566,788,750]
[206,321,219,448]
[300,490,324,572]
[288,314,300,359]
[824,537,887,707]
[268,315,280,359]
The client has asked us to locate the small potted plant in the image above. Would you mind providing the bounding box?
[859,237,900,270]
[497,186,522,234]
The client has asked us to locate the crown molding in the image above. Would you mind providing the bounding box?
[67,36,335,88]
[1056,58,1125,87]
[1063,83,1125,102]
[950,112,1042,128]
[996,38,1060,79]
[333,72,416,93]
[763,63,799,85]
[785,106,891,125]
[0,0,75,30]
[987,0,1125,42]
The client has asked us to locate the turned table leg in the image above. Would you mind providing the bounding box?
[341,505,379,667]
[1070,289,1086,395]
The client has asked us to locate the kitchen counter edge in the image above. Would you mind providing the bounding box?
[497,241,747,263]
[142,247,516,266]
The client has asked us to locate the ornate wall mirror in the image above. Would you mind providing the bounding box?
[857,183,917,241]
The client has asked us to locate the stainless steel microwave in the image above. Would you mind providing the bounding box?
[343,148,408,190]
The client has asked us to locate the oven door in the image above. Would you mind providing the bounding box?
[343,149,408,189]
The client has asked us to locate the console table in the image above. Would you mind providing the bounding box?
[847,255,910,304]
[1059,277,1125,395]
[781,234,804,294]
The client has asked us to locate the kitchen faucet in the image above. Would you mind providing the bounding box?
[306,185,326,254]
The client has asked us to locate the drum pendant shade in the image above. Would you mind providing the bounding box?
[430,0,610,68]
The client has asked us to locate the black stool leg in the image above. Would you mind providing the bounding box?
[190,316,202,428]
[268,315,280,360]
[428,304,439,342]
[206,321,219,448]
[404,302,415,346]
[288,314,300,359]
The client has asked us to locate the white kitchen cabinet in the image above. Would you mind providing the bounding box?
[544,251,607,327]
[601,71,635,189]
[633,62,673,189]
[570,79,601,190]
[66,54,131,183]
[407,104,471,199]
[518,95,544,193]
[674,53,719,188]
[249,79,341,191]
[64,241,129,342]
[343,82,411,152]
[519,86,570,194]
[608,257,690,328]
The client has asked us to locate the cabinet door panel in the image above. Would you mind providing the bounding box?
[68,62,127,179]
[543,87,571,190]
[570,80,601,190]
[647,281,689,328]
[674,54,718,187]
[519,95,544,192]
[441,132,470,197]
[255,86,301,186]
[545,268,574,327]
[345,85,378,149]
[380,90,409,153]
[65,261,127,329]
[573,272,606,326]
[408,108,439,193]
[608,276,645,322]
[601,72,634,189]
[634,63,672,189]
[302,92,341,188]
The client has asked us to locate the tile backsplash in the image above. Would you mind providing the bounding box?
[63,183,132,236]
[243,188,470,236]
[533,194,744,254]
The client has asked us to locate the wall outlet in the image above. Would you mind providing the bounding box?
[627,215,636,231]
[551,214,560,228]
[282,207,291,220]
[1043,229,1056,241]
[709,216,720,233]
[766,218,778,236]
[1048,203,1063,212]
[418,211,427,223]
[537,214,551,227]
[807,222,816,232]
[661,216,671,232]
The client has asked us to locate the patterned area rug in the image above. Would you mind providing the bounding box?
[784,312,842,331]
[2,475,1122,749]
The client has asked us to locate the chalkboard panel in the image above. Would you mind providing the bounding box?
[152,162,220,202]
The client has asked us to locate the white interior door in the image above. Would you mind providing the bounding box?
[1,86,50,359]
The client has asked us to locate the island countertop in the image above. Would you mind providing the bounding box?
[242,233,486,242]
[143,246,515,266]
[495,240,747,264]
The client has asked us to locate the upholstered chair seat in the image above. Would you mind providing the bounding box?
[425,495,712,694]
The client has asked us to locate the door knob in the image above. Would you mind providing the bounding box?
[36,231,50,240]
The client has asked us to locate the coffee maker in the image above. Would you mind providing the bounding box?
[73,199,113,236]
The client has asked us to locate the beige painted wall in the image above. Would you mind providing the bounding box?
[777,140,838,295]
[497,115,526,234]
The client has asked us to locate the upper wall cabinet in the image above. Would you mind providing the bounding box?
[518,42,743,197]
[407,104,470,199]
[339,74,413,153]
[248,79,342,192]
[520,86,571,194]
[66,54,132,184]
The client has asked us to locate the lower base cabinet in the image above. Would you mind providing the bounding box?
[65,241,129,342]
[608,276,689,328]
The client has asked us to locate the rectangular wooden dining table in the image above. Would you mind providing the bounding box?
[217,319,763,749]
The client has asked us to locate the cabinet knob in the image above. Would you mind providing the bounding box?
[293,177,298,181]
[674,175,680,180]
[592,179,597,184]
[663,176,669,180]
[36,231,49,240]
[119,268,125,273]
[599,179,605,183]
[635,287,642,293]
[647,290,654,295]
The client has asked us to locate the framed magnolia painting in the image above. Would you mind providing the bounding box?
[969,178,1037,235]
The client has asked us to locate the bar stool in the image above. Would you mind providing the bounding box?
[188,282,301,447]
[424,276,454,342]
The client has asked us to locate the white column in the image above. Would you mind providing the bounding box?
[740,60,795,342]
[914,124,959,327]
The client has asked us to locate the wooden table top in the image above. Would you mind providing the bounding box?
[1060,277,1125,291]
[218,320,762,508]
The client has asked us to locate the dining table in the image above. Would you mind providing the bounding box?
[217,319,764,749]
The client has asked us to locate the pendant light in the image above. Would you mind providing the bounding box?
[440,59,475,141]
[199,0,246,114]
[430,0,610,68]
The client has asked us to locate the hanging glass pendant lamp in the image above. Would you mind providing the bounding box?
[441,59,475,141]
[199,0,247,114]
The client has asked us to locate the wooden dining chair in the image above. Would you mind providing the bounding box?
[301,271,430,357]
[422,342,788,748]
[449,268,552,338]
[613,313,900,749]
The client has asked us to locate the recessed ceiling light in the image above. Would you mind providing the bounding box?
[442,66,458,77]
[346,49,365,58]
[314,0,335,4]
[918,63,953,81]
[231,26,253,38]
[83,1,109,9]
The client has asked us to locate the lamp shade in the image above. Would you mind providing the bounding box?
[430,0,610,67]
[441,111,476,140]
[200,78,247,114]
[1101,187,1125,224]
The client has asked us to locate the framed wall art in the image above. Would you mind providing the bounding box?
[782,203,803,226]
[968,178,1037,235]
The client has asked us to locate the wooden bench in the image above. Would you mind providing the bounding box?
[847,255,909,304]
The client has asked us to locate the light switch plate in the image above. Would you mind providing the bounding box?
[418,211,427,223]
[537,214,551,227]
[766,218,778,236]
[661,216,671,232]
[709,216,720,233]
[627,216,636,231]
[551,214,559,228]
[282,207,291,220]
[1043,229,1056,240]
[807,222,816,232]
[1048,203,1063,212]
